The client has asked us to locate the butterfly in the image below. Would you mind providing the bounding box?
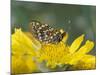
[29,20,66,44]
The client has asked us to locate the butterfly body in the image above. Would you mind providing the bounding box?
[29,20,66,44]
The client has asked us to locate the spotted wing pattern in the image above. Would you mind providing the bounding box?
[29,20,65,44]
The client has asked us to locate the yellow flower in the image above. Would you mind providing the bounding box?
[37,34,96,69]
[11,28,96,73]
[11,28,41,74]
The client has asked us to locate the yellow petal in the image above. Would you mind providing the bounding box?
[11,28,41,74]
[76,40,94,54]
[12,55,28,74]
[12,55,39,74]
[25,32,41,50]
[12,28,41,51]
[62,33,68,43]
[25,55,39,72]
[71,55,96,70]
[12,38,35,56]
[69,34,85,54]
[60,29,68,43]
[69,40,94,65]
[12,28,42,56]
[81,55,96,64]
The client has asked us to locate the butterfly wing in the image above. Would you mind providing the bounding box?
[29,20,66,44]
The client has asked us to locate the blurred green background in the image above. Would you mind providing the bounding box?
[11,0,96,55]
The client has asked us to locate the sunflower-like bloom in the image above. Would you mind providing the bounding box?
[37,34,96,70]
[11,28,96,74]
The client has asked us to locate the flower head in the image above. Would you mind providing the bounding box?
[37,42,70,68]
[11,28,96,74]
[37,34,95,69]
